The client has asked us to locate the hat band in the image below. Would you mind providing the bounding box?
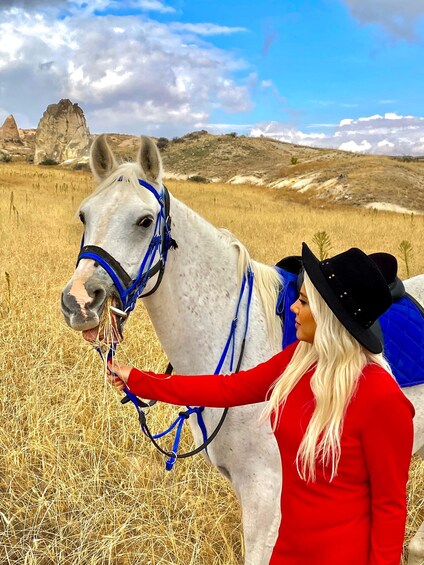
[320,262,375,328]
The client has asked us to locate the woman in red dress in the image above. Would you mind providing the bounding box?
[108,243,414,565]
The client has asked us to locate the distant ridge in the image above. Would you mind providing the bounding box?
[4,127,424,213]
[102,130,424,213]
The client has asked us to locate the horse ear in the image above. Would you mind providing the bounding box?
[138,136,163,184]
[90,134,118,181]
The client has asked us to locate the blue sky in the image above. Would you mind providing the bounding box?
[0,0,424,154]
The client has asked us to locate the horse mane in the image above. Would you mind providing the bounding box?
[219,229,282,347]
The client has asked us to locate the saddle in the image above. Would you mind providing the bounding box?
[275,255,424,388]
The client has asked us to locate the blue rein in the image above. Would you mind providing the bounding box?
[77,176,255,470]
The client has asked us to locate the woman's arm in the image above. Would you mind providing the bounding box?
[116,341,299,408]
[361,373,414,565]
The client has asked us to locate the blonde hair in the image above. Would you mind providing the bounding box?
[261,272,393,482]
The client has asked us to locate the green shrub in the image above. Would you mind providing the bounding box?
[157,137,169,150]
[73,162,90,171]
[188,175,210,183]
[40,158,59,166]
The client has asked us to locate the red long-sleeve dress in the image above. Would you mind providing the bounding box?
[126,341,415,565]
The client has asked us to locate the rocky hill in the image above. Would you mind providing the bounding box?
[0,115,33,161]
[102,130,424,213]
[4,126,424,213]
[34,99,90,165]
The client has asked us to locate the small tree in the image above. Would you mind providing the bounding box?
[312,231,332,260]
[398,240,413,278]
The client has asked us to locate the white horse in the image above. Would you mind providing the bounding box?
[61,135,424,565]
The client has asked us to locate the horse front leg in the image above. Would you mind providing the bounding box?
[408,520,424,565]
[205,407,282,565]
[235,468,282,565]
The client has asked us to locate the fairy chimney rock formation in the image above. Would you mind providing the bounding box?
[0,114,21,144]
[34,99,91,164]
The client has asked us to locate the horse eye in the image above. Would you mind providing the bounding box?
[79,211,85,224]
[138,216,154,228]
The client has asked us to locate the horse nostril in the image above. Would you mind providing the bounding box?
[61,289,73,314]
[90,288,106,311]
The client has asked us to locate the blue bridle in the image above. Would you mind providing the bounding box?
[75,176,254,470]
[76,177,177,317]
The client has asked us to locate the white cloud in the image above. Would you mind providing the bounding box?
[169,22,247,36]
[195,122,253,133]
[250,113,424,155]
[0,1,65,7]
[138,1,175,13]
[343,0,424,40]
[0,0,176,14]
[0,7,252,136]
[357,114,383,122]
[251,122,327,144]
[378,139,395,148]
[338,139,372,152]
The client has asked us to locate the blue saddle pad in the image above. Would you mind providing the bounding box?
[379,294,424,388]
[275,267,298,349]
[275,270,424,388]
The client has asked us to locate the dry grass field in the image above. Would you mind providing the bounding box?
[0,162,423,564]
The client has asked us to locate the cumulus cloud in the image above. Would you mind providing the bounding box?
[0,0,64,6]
[0,0,175,12]
[342,0,424,39]
[0,7,251,135]
[250,113,424,156]
[338,139,372,152]
[89,0,175,13]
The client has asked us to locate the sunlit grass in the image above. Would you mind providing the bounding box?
[0,163,422,564]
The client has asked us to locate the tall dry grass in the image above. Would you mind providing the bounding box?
[0,163,422,564]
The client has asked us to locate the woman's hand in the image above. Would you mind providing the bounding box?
[106,360,132,392]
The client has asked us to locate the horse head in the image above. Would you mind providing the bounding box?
[61,134,170,343]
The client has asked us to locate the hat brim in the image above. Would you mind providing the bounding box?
[301,243,383,354]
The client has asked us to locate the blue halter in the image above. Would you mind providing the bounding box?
[76,178,177,315]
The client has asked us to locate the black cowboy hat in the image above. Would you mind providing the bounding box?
[277,251,400,297]
[301,243,394,353]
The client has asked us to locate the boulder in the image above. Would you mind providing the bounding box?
[0,115,21,144]
[34,99,90,164]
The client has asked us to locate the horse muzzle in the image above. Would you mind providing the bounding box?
[60,279,107,329]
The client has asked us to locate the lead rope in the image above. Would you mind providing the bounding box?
[107,265,255,470]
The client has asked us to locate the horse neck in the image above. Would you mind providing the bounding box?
[142,195,281,374]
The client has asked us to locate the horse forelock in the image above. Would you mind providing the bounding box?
[219,228,282,347]
[77,162,162,217]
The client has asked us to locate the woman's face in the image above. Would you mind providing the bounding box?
[290,283,317,344]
